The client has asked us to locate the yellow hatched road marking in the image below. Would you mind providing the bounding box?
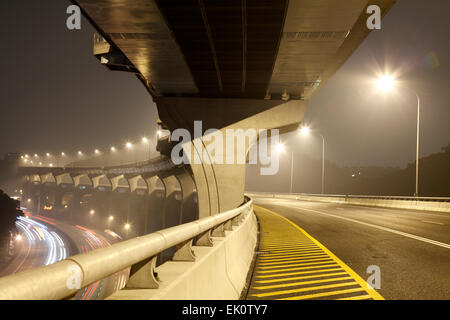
[262,239,312,243]
[255,271,348,284]
[257,263,338,274]
[253,276,353,290]
[255,267,343,279]
[278,288,366,300]
[258,252,326,260]
[258,259,333,269]
[261,245,320,251]
[261,249,323,257]
[258,255,329,264]
[261,241,316,246]
[258,255,331,265]
[262,241,312,245]
[253,205,385,300]
[336,295,372,300]
[251,281,358,298]
[260,247,322,253]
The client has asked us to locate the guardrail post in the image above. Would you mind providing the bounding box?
[196,230,213,246]
[172,239,196,261]
[231,215,241,226]
[223,219,233,231]
[126,256,159,289]
[211,223,225,237]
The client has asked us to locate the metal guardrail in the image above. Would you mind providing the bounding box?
[0,198,253,300]
[247,192,450,202]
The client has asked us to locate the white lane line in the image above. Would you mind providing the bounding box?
[421,220,444,225]
[294,206,450,250]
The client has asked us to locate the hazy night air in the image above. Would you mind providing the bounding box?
[0,0,449,306]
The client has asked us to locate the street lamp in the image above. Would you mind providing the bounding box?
[142,137,150,160]
[124,223,131,238]
[375,74,421,196]
[300,126,326,194]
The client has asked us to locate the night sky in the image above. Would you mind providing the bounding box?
[0,0,449,168]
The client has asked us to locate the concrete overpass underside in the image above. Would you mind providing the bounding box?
[72,0,396,217]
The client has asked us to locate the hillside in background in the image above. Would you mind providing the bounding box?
[245,142,450,197]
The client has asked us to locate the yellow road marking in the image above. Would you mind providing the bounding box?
[259,249,325,256]
[258,255,331,265]
[336,295,372,300]
[251,281,358,298]
[258,259,333,269]
[252,206,383,300]
[260,247,322,253]
[260,251,327,261]
[278,288,366,300]
[256,263,338,274]
[253,276,353,290]
[255,272,348,284]
[255,267,343,279]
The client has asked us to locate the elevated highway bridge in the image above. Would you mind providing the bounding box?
[9,1,446,301]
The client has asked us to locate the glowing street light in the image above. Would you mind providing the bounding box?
[142,137,151,159]
[299,125,326,194]
[110,146,116,152]
[61,152,65,156]
[276,143,285,153]
[376,74,395,91]
[49,163,54,167]
[126,142,132,149]
[157,130,162,138]
[90,209,95,215]
[95,149,100,155]
[78,151,83,156]
[34,154,38,158]
[300,126,311,136]
[375,74,421,196]
[46,153,51,157]
[109,216,114,221]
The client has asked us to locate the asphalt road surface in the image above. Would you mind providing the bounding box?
[253,197,450,300]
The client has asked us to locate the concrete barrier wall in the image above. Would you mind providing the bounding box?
[108,209,258,300]
[247,193,450,214]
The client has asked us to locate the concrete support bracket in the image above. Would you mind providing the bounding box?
[172,239,196,262]
[231,215,241,226]
[196,230,213,247]
[211,223,226,237]
[126,256,159,289]
[223,220,233,231]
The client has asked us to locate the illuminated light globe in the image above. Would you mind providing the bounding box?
[376,75,395,91]
[300,126,310,135]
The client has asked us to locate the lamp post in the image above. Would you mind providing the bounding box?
[376,75,421,197]
[300,126,325,194]
[142,137,150,160]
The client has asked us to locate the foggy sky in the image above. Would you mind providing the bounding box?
[0,0,449,168]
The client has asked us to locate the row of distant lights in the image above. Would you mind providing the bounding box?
[21,132,162,166]
[88,209,130,230]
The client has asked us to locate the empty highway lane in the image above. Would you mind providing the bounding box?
[252,197,450,300]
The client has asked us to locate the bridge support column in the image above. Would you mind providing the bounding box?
[157,97,307,217]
